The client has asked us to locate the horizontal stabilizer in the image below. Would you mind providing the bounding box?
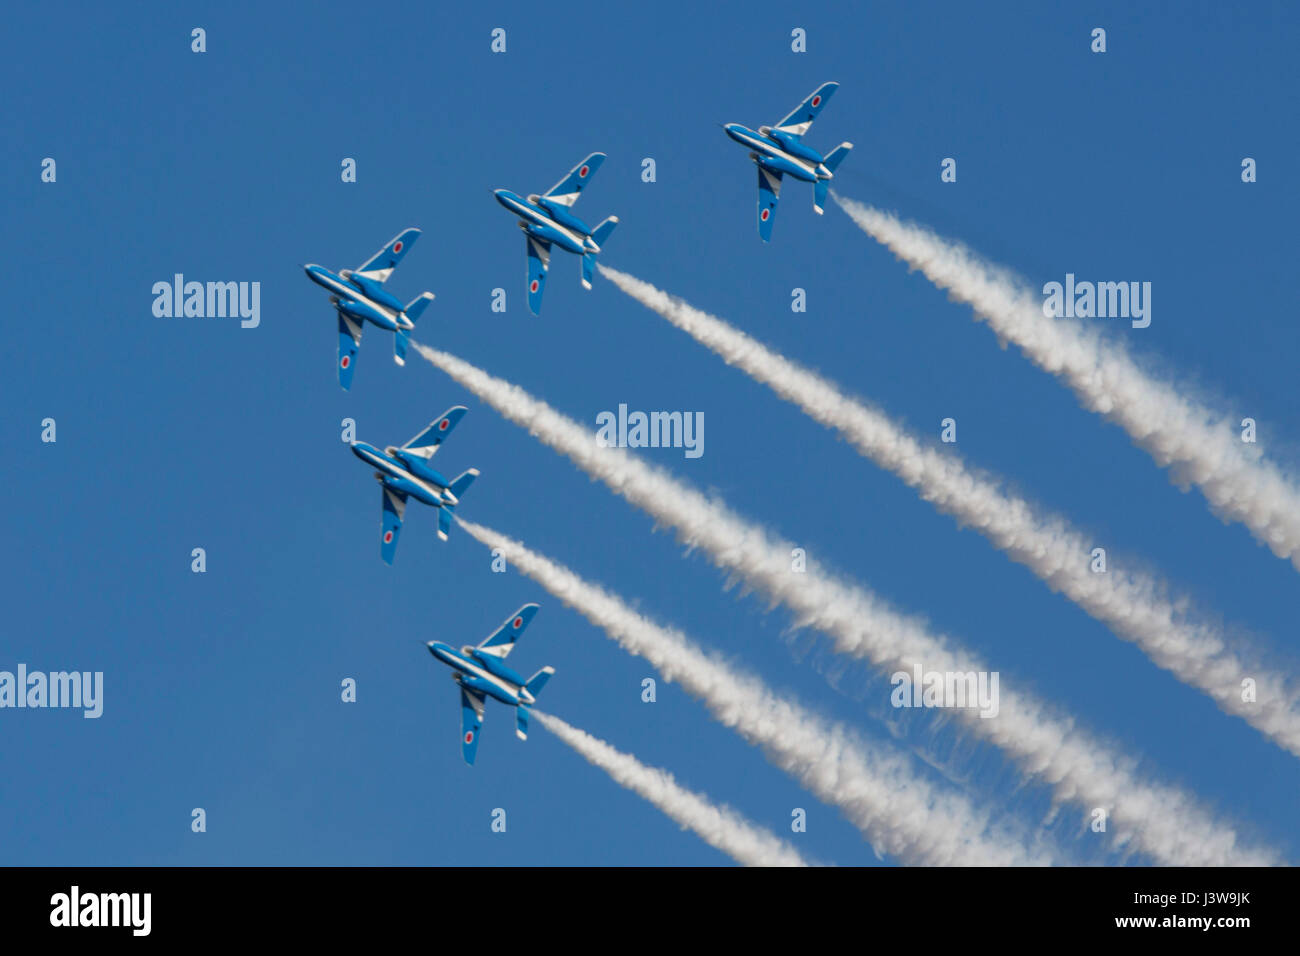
[824,142,853,173]
[524,665,555,698]
[449,468,479,500]
[591,215,619,249]
[405,291,435,323]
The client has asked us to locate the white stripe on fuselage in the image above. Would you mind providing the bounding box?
[317,272,411,329]
[453,654,522,703]
[513,199,585,249]
[732,129,817,177]
[363,449,446,501]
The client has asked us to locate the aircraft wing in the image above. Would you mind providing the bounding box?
[773,81,839,139]
[756,165,782,242]
[337,311,362,390]
[542,152,606,207]
[354,227,421,283]
[460,685,486,765]
[380,486,407,565]
[476,603,540,659]
[402,405,469,458]
[525,235,550,315]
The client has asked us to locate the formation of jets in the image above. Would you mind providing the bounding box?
[301,83,849,764]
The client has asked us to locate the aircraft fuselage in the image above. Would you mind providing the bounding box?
[426,642,536,707]
[722,123,832,183]
[350,441,452,507]
[303,264,414,332]
[492,189,599,255]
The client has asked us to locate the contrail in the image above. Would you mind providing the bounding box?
[412,341,1277,866]
[833,192,1300,574]
[599,265,1300,757]
[464,520,1054,866]
[535,711,811,866]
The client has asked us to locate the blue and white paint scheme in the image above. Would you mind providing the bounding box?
[303,228,435,389]
[349,406,478,564]
[426,603,556,765]
[493,153,619,315]
[723,82,853,241]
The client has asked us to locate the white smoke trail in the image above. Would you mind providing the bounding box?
[833,192,1300,573]
[535,711,810,866]
[599,265,1300,757]
[412,340,1277,866]
[465,520,1054,866]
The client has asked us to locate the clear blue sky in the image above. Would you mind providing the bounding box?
[3,1,1296,865]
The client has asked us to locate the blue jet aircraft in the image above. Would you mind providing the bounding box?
[303,228,435,389]
[493,153,619,315]
[349,406,478,564]
[722,82,853,241]
[426,603,556,765]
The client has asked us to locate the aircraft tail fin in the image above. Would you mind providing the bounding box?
[437,468,479,540]
[815,145,852,215]
[516,704,530,740]
[524,666,555,700]
[581,217,618,289]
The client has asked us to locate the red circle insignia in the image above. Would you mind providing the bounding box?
[465,731,474,743]
[393,241,403,253]
[383,531,393,543]
[513,617,523,628]
[811,95,821,107]
[579,165,589,177]
[439,419,449,430]
[760,209,770,221]
[529,279,539,293]
[340,356,350,368]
